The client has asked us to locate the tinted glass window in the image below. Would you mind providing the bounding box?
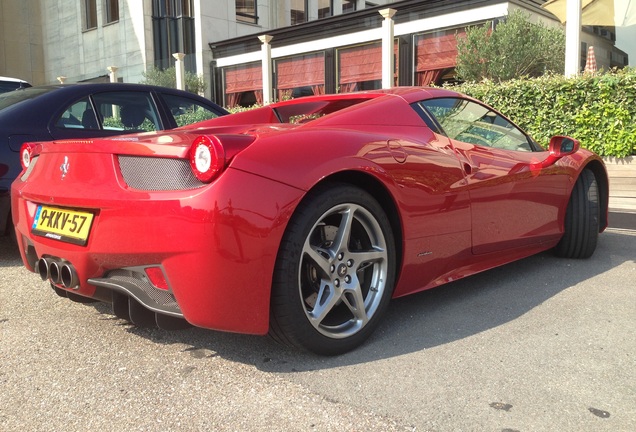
[161,93,221,127]
[56,97,93,129]
[56,91,161,132]
[420,98,532,152]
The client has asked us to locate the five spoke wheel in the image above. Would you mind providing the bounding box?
[270,183,396,355]
[300,203,389,339]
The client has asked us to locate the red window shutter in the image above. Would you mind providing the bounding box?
[276,53,325,89]
[224,63,262,93]
[415,29,465,72]
[338,42,383,84]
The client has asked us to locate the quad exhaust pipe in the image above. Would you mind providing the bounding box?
[36,257,79,289]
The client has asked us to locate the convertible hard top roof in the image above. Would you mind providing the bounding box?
[272,86,461,107]
[190,87,463,128]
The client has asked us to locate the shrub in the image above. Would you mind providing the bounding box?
[456,10,565,82]
[140,67,207,95]
[449,68,636,157]
[226,104,262,114]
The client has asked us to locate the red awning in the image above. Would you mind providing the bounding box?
[225,63,262,93]
[276,53,325,89]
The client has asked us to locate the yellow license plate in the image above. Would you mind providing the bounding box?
[32,205,94,245]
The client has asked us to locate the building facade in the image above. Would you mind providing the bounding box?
[0,0,629,103]
[0,0,45,84]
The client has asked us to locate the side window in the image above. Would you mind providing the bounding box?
[420,98,532,152]
[92,91,161,132]
[161,93,221,127]
[55,97,99,130]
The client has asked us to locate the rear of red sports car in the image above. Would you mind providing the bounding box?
[11,130,305,334]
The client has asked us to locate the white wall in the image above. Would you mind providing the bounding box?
[616,26,635,66]
[39,0,150,84]
[0,0,44,84]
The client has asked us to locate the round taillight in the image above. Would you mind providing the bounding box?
[189,135,225,183]
[20,142,36,170]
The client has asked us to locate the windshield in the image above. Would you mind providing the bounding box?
[0,87,54,111]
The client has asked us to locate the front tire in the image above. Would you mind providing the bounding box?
[269,183,396,355]
[555,169,599,259]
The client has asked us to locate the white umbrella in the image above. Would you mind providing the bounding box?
[542,0,636,76]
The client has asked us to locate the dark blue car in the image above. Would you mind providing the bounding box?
[1,83,228,239]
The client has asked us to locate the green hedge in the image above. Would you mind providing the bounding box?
[448,67,636,157]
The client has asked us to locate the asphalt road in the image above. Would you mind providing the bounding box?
[1,228,635,432]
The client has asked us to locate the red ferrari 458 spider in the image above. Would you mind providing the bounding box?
[11,87,608,355]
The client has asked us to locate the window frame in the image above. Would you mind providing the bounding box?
[104,0,119,24]
[342,0,357,14]
[54,91,162,133]
[290,0,308,25]
[84,0,98,30]
[318,0,331,19]
[417,97,537,152]
[151,0,196,71]
[236,0,258,24]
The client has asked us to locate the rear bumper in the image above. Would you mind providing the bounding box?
[12,168,303,334]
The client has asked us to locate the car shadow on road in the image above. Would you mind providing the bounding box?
[3,229,634,371]
[113,229,635,371]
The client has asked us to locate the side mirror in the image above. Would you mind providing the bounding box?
[549,136,580,157]
[540,136,580,168]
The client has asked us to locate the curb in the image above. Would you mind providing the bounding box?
[608,211,636,231]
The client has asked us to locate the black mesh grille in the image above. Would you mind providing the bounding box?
[117,155,205,191]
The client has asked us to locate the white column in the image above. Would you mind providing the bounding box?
[173,53,186,90]
[307,0,319,21]
[564,0,582,77]
[107,67,120,117]
[379,8,397,89]
[107,66,118,83]
[259,35,273,105]
[333,0,343,16]
[192,0,207,96]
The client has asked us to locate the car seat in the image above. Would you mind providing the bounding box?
[120,105,146,130]
[81,108,99,129]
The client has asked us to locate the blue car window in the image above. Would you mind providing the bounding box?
[92,91,160,132]
[55,97,96,130]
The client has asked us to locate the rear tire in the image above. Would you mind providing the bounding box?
[555,169,599,259]
[269,183,396,355]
